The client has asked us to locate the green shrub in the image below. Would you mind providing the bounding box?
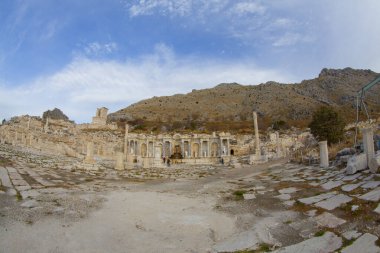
[309,106,345,144]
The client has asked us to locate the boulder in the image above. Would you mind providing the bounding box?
[346,153,367,175]
[368,154,380,173]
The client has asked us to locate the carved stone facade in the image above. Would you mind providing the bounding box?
[125,130,231,168]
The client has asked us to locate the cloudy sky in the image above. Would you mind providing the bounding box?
[0,0,379,123]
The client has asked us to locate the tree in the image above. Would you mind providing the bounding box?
[309,106,345,144]
[272,120,289,131]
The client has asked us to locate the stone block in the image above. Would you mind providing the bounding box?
[315,212,346,228]
[342,233,380,253]
[345,153,367,175]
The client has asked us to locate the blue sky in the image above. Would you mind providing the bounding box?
[1,0,380,123]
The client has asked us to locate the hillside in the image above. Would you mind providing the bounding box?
[108,68,380,132]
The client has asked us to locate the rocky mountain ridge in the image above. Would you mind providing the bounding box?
[108,68,380,130]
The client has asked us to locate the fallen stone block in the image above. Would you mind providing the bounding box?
[369,154,380,173]
[345,153,367,175]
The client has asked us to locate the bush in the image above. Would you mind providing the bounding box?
[309,106,345,144]
[272,120,289,130]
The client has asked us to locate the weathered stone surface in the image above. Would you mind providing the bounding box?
[369,155,380,173]
[20,199,39,208]
[342,230,362,240]
[298,192,337,205]
[341,233,380,253]
[272,231,342,253]
[342,173,361,181]
[374,204,380,214]
[315,194,352,210]
[279,187,298,194]
[14,185,31,191]
[361,181,380,189]
[0,167,13,188]
[315,212,346,228]
[283,200,295,206]
[275,194,291,200]
[359,187,380,202]
[321,180,343,190]
[305,209,317,217]
[346,154,368,175]
[341,182,363,192]
[20,190,40,199]
[243,193,256,200]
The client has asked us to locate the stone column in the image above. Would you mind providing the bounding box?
[253,111,260,156]
[362,128,375,164]
[227,138,230,156]
[115,151,125,170]
[124,124,129,156]
[276,131,281,158]
[319,141,329,168]
[27,117,31,130]
[44,117,49,132]
[84,142,95,164]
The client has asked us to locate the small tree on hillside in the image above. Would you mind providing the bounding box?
[309,106,345,145]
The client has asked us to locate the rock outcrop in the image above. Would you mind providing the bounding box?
[42,108,70,122]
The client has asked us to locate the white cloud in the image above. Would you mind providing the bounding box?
[84,42,118,56]
[272,33,304,47]
[231,2,266,16]
[0,44,294,123]
[128,0,193,17]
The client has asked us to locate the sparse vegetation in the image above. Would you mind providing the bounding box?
[309,106,345,144]
[233,190,246,200]
[314,230,325,237]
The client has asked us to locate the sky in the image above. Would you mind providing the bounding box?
[0,0,380,123]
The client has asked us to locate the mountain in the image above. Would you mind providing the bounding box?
[108,68,380,132]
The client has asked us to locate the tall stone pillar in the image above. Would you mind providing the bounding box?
[253,111,260,156]
[44,118,49,133]
[227,138,230,156]
[27,117,31,130]
[115,151,125,170]
[84,142,95,164]
[362,128,375,164]
[276,131,282,158]
[319,141,329,168]
[124,124,129,152]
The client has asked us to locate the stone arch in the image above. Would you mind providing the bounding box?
[192,142,200,158]
[156,143,163,157]
[230,149,235,156]
[211,142,218,157]
[141,143,147,157]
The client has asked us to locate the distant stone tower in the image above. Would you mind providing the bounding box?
[92,107,108,126]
